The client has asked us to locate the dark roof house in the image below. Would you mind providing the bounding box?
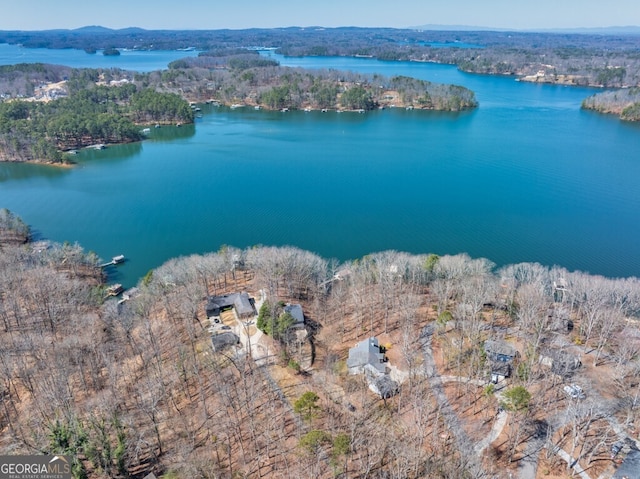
[211,332,240,352]
[347,337,386,374]
[284,303,305,325]
[372,373,400,399]
[490,362,512,383]
[206,292,256,318]
[485,339,517,383]
[484,340,518,363]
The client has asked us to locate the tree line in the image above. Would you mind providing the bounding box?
[581,87,640,121]
[150,51,478,111]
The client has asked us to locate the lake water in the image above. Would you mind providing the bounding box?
[1,49,640,285]
[0,43,199,72]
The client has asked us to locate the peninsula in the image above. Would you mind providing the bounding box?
[0,65,193,163]
[0,50,477,164]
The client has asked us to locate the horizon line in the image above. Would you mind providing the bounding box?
[1,24,640,34]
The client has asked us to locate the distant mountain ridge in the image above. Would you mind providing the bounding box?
[72,26,148,33]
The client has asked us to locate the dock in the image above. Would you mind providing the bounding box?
[100,255,125,268]
[106,284,124,297]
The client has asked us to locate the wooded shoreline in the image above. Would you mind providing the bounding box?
[1,208,640,478]
[0,55,478,164]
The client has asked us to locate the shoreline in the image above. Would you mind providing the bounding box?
[0,157,75,167]
[0,120,194,166]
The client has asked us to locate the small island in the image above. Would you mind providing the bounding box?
[102,47,120,56]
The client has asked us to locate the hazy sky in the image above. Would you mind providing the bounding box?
[2,0,639,31]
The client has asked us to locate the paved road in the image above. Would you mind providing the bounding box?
[475,410,508,455]
[517,433,546,479]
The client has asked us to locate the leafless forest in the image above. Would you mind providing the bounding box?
[1,213,640,478]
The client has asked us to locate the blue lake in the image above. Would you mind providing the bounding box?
[1,49,640,285]
[0,43,199,71]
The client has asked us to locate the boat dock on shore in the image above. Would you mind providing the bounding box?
[100,255,125,268]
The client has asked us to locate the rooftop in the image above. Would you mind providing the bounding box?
[613,448,640,479]
[206,292,255,318]
[484,339,517,361]
[347,337,386,374]
[284,303,304,324]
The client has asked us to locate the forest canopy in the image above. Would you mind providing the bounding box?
[581,87,640,121]
[0,72,193,163]
[144,52,478,112]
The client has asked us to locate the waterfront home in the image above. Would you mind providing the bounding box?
[484,339,518,363]
[284,303,305,327]
[485,339,518,383]
[347,337,399,398]
[347,337,387,374]
[206,292,256,319]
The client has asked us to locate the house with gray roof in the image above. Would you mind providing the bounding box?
[211,332,240,352]
[539,347,581,378]
[485,339,518,383]
[206,292,255,319]
[347,337,400,399]
[484,340,518,362]
[284,303,305,326]
[347,337,387,374]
